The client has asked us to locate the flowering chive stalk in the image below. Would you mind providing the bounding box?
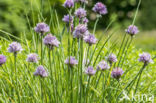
[34,22,50,64]
[119,25,139,67]
[84,34,97,66]
[133,52,153,94]
[34,65,48,102]
[85,66,96,103]
[118,52,153,100]
[65,56,78,103]
[8,42,22,72]
[8,42,22,100]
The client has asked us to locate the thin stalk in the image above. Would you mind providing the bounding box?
[86,77,91,103]
[41,35,43,64]
[134,64,144,94]
[117,37,129,67]
[120,36,133,67]
[117,33,127,59]
[93,17,99,35]
[102,71,109,103]
[95,72,103,89]
[80,39,84,103]
[40,78,44,103]
[92,32,114,66]
[85,45,90,66]
[117,63,147,101]
[48,49,56,102]
[70,67,73,103]
[87,21,114,66]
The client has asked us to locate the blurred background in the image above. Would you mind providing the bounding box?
[0,0,156,51]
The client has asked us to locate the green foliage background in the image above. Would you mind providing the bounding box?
[0,0,156,36]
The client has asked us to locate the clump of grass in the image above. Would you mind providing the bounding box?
[0,0,155,103]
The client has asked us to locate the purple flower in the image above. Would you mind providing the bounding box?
[84,34,97,46]
[26,53,39,63]
[125,25,139,36]
[85,66,96,76]
[0,55,7,66]
[97,60,110,71]
[62,14,73,24]
[65,56,78,67]
[34,22,50,34]
[34,65,48,77]
[8,42,23,54]
[63,0,74,8]
[138,52,153,64]
[107,53,117,64]
[82,17,89,24]
[73,24,89,39]
[93,2,108,15]
[74,8,87,19]
[75,0,88,4]
[111,67,124,80]
[43,34,60,49]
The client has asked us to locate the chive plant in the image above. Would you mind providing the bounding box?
[0,0,155,102]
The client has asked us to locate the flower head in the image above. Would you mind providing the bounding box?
[62,14,73,24]
[111,67,124,80]
[125,25,139,36]
[97,60,110,71]
[73,24,89,39]
[34,22,50,34]
[65,56,78,67]
[34,65,48,77]
[138,52,153,64]
[63,0,74,8]
[26,53,39,63]
[8,42,23,54]
[84,34,97,46]
[93,2,108,15]
[0,55,7,66]
[107,53,117,64]
[43,34,60,49]
[75,8,87,19]
[85,66,96,76]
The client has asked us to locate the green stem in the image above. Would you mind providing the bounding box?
[117,37,129,67]
[70,67,73,103]
[41,35,43,64]
[117,63,147,101]
[93,17,99,35]
[80,39,84,103]
[120,36,133,67]
[85,46,90,66]
[48,49,56,102]
[134,65,144,94]
[40,78,44,103]
[86,77,91,103]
